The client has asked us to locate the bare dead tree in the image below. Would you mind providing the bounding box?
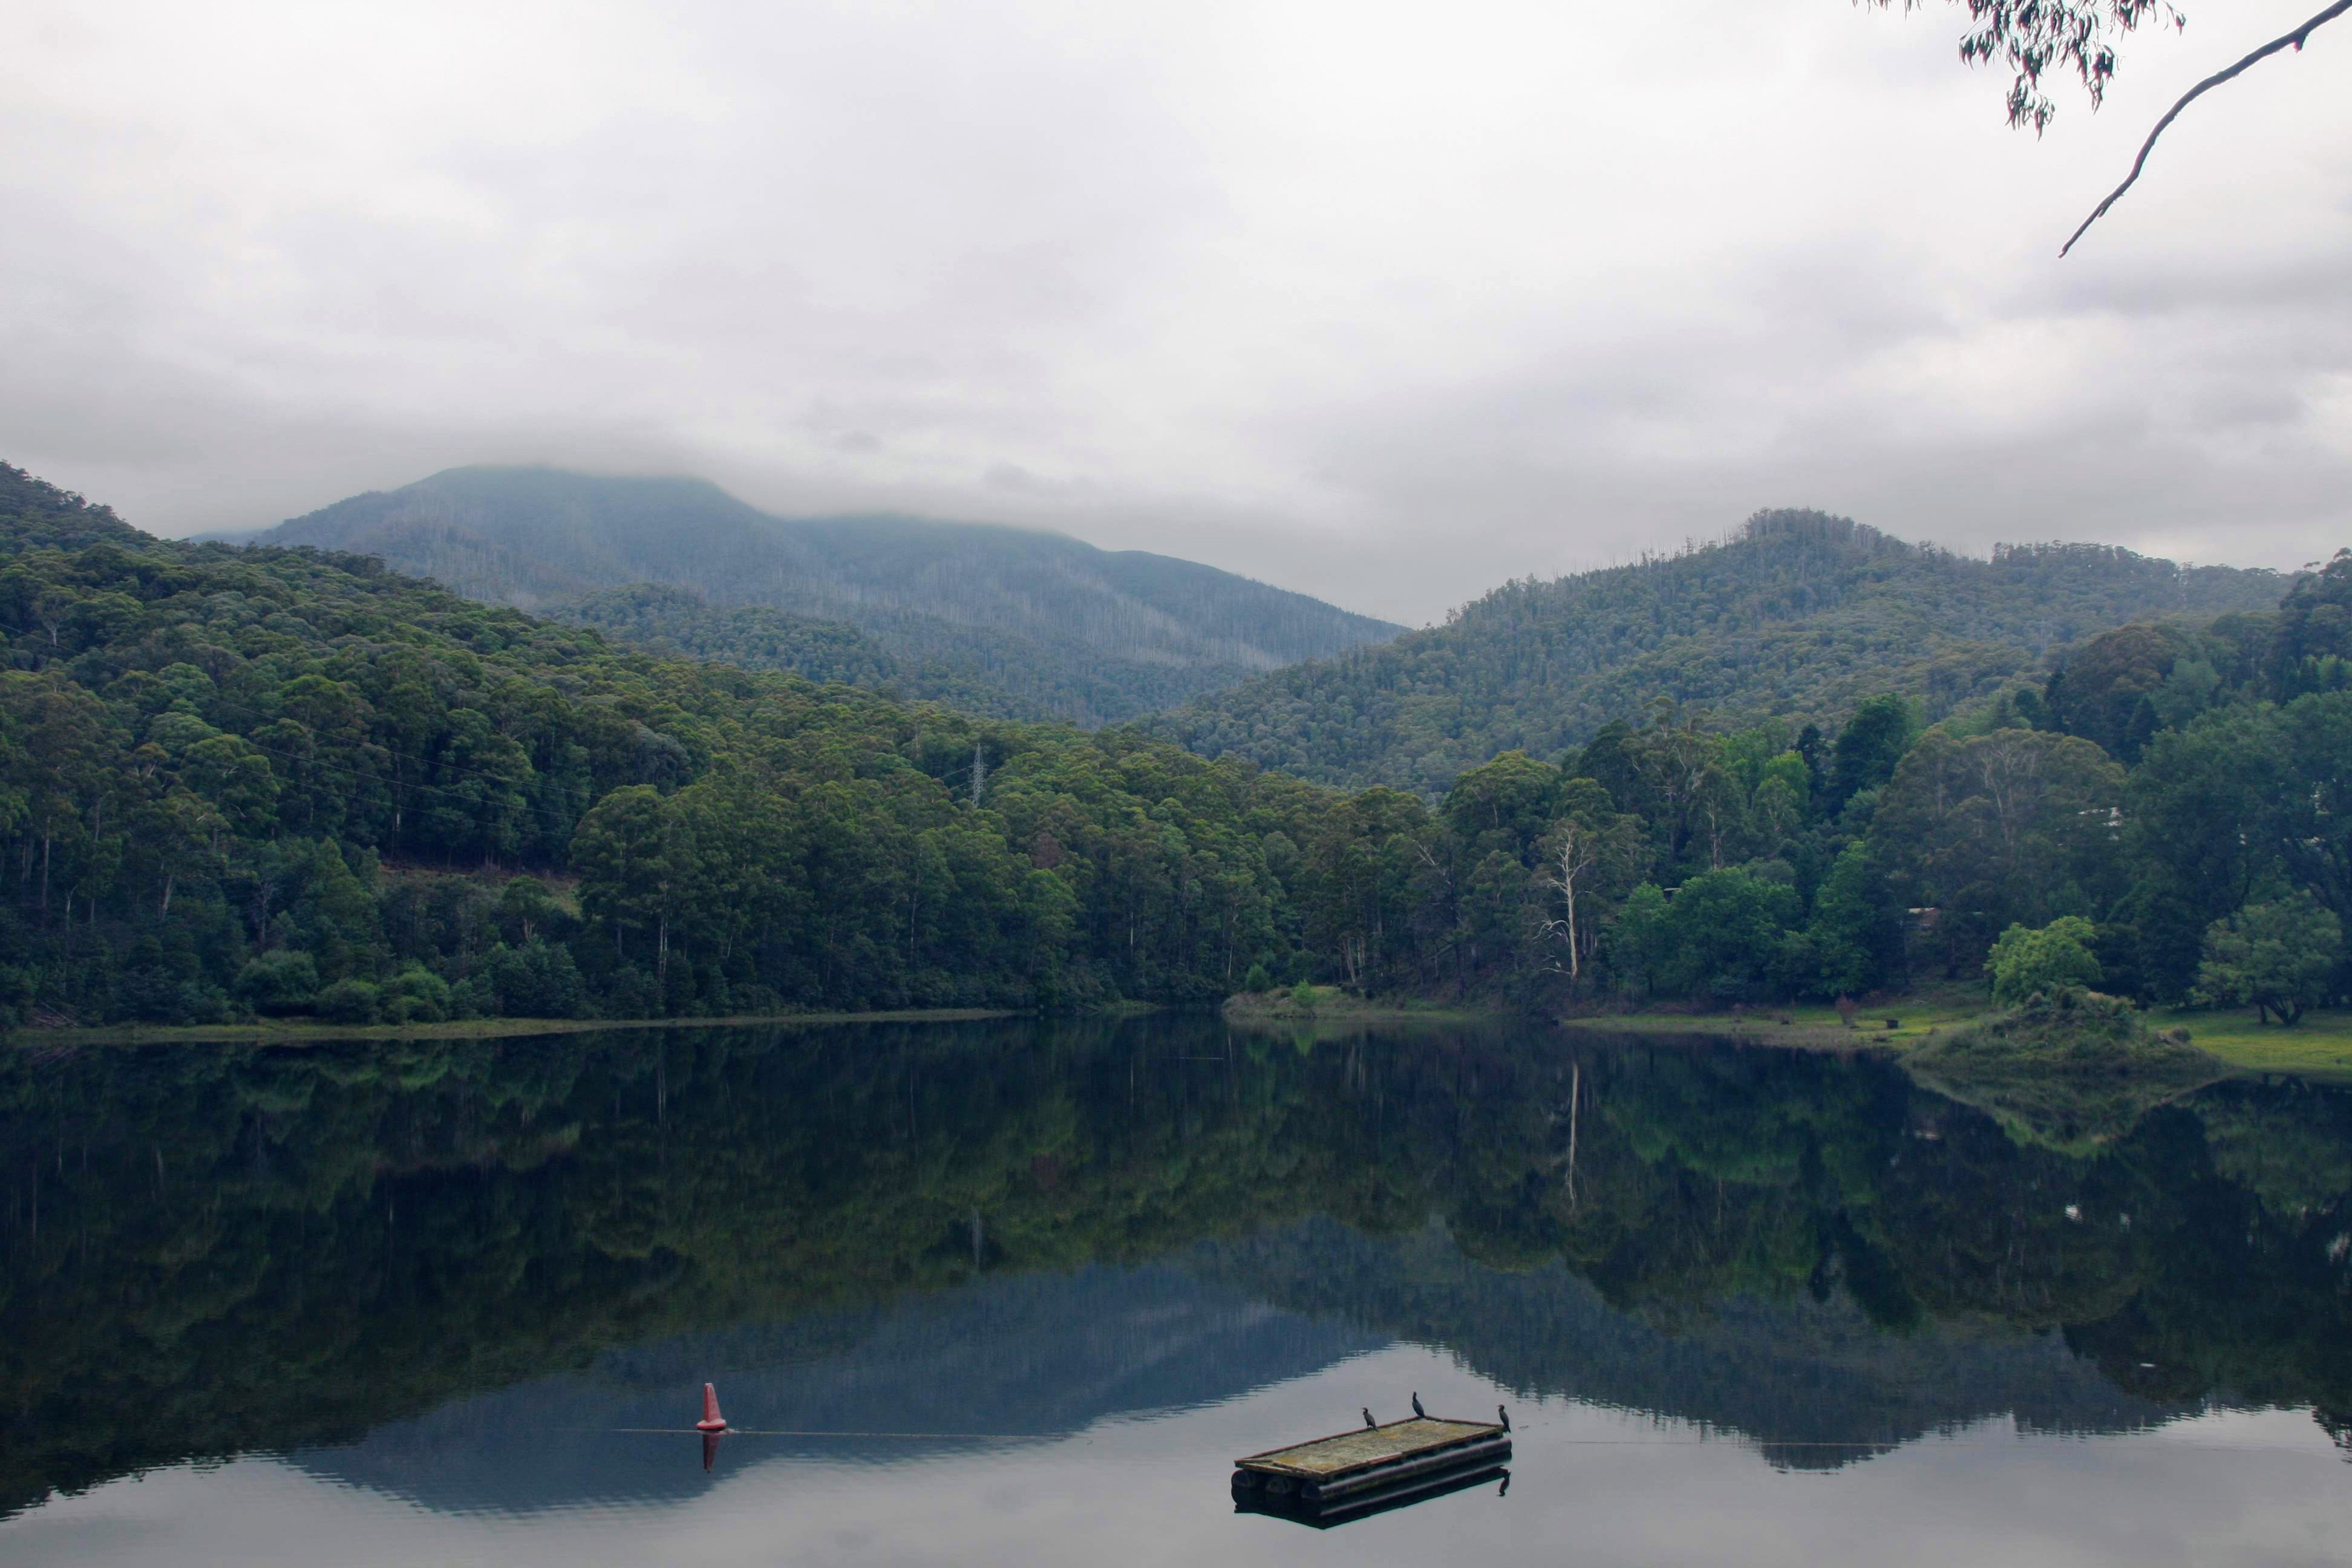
[1538,824,1600,982]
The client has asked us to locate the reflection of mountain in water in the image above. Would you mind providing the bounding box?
[6,1019,2351,1520]
[293,1261,1387,1514]
[298,1209,2200,1517]
[1197,1218,2196,1470]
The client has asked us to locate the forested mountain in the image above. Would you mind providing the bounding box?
[0,460,1370,1024]
[1140,510,2285,793]
[223,466,1402,725]
[1206,564,2351,1016]
[553,583,1030,719]
[0,457,2342,1028]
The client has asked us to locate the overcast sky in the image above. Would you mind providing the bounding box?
[3,1,2347,624]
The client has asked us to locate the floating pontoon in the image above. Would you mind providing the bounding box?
[1230,1416,1510,1526]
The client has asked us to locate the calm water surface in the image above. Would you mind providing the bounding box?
[4,1016,2350,1564]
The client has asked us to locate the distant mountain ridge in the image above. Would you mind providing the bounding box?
[1138,509,2287,792]
[229,466,1403,725]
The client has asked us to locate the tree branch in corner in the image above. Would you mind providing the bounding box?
[2062,0,2352,256]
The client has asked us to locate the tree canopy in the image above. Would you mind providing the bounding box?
[238,466,1402,728]
[0,459,2342,1026]
[1140,511,2277,797]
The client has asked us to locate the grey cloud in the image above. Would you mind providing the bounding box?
[0,0,2345,624]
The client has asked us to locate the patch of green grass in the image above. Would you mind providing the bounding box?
[1221,985,1496,1027]
[1557,985,1990,1048]
[1557,992,2352,1086]
[2150,1006,2352,1080]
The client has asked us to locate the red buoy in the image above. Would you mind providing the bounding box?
[696,1382,728,1434]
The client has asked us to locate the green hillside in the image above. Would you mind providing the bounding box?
[230,466,1402,725]
[1139,509,2285,792]
[553,582,1028,718]
[1,455,2341,1029]
[0,459,1368,1027]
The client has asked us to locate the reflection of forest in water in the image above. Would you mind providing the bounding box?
[5,1018,2352,1517]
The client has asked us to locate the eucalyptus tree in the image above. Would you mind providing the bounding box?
[1867,0,2349,252]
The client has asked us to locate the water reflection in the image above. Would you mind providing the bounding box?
[1232,1456,1510,1530]
[3,1016,2351,1547]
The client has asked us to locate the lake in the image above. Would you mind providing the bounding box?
[4,1016,2350,1565]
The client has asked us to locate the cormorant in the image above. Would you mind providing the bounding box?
[1498,1404,1511,1431]
[1411,1391,1425,1418]
[1363,1406,1376,1428]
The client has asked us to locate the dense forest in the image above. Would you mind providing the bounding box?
[553,582,1034,718]
[1138,510,2285,793]
[230,466,1402,725]
[0,459,2341,1027]
[7,1020,2349,1514]
[0,462,1356,1025]
[1188,553,2351,1014]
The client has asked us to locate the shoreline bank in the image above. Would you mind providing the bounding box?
[4,1007,1023,1048]
[1221,985,1500,1027]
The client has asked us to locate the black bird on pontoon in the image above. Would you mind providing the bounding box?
[1411,1391,1425,1418]
[1362,1407,1376,1428]
[1498,1404,1511,1431]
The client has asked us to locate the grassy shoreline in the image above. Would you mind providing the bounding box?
[1555,990,1984,1050]
[4,1007,1022,1048]
[1221,985,1499,1027]
[2142,1010,2352,1077]
[1557,993,2352,1079]
[18,988,2352,1080]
